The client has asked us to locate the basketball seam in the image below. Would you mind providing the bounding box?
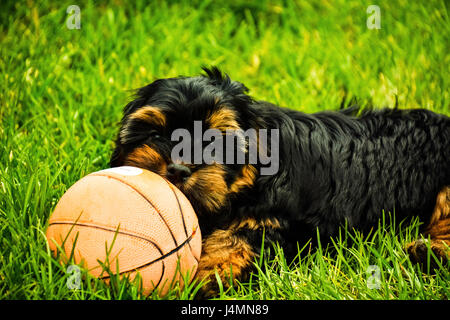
[117,229,197,276]
[47,220,166,287]
[48,220,165,250]
[163,178,200,264]
[90,173,179,247]
[48,221,197,283]
[163,178,189,238]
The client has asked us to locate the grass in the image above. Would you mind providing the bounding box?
[0,0,449,300]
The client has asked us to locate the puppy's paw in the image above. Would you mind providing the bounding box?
[405,238,449,270]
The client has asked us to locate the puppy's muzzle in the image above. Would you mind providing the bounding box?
[167,163,192,184]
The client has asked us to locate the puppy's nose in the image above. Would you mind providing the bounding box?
[166,163,191,183]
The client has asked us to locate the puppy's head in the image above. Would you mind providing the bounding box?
[111,67,261,216]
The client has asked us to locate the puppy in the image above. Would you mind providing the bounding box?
[111,67,449,297]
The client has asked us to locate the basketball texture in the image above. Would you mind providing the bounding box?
[46,166,202,295]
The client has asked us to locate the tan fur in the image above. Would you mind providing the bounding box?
[206,107,240,132]
[425,186,450,244]
[232,217,281,231]
[129,105,166,127]
[183,164,229,213]
[195,227,255,297]
[124,145,167,175]
[195,216,282,296]
[427,186,450,229]
[407,186,450,264]
[229,165,257,194]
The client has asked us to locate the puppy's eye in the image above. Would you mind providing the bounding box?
[148,130,161,139]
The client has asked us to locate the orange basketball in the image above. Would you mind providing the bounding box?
[46,166,201,295]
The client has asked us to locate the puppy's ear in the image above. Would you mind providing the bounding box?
[202,66,252,111]
[202,66,227,83]
[110,139,124,167]
[202,66,249,91]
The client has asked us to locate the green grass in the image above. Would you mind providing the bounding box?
[0,0,449,300]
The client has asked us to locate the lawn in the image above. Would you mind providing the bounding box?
[0,0,448,300]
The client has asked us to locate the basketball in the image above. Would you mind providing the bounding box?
[46,166,202,295]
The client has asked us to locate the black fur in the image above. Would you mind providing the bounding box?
[111,67,450,290]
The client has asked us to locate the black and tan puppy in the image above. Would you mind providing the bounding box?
[111,67,449,297]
